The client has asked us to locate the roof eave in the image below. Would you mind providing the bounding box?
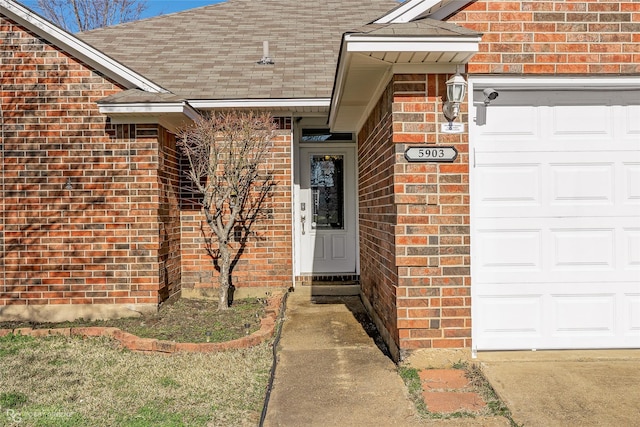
[329,34,481,132]
[97,102,200,133]
[0,0,167,93]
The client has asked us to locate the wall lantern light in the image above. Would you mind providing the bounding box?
[442,72,467,124]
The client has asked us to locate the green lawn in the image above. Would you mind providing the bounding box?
[0,333,271,426]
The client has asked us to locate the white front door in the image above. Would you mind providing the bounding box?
[470,85,640,351]
[298,146,357,274]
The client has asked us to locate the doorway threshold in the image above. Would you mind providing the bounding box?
[295,275,360,296]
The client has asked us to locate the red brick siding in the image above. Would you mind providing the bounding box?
[358,83,399,347]
[158,129,181,302]
[359,74,472,353]
[106,124,165,306]
[0,17,170,313]
[394,75,471,350]
[451,0,640,74]
[180,126,293,291]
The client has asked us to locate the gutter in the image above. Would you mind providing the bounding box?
[188,98,331,110]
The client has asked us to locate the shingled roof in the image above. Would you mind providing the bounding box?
[79,0,399,100]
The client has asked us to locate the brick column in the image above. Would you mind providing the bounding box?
[359,74,471,358]
[392,74,471,351]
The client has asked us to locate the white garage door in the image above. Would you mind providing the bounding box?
[471,87,640,351]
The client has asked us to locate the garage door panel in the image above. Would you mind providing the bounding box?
[626,230,640,270]
[475,284,640,350]
[476,293,543,337]
[624,105,640,136]
[474,155,544,217]
[627,295,640,335]
[475,94,540,142]
[472,88,640,351]
[475,152,640,217]
[477,229,542,272]
[474,163,541,207]
[550,104,613,141]
[550,163,614,206]
[551,228,614,271]
[551,294,616,336]
[625,163,640,204]
[476,218,639,284]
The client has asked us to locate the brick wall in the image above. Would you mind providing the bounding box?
[358,75,471,356]
[392,75,471,351]
[450,0,640,74]
[158,129,181,303]
[0,17,172,319]
[180,123,293,293]
[358,83,399,354]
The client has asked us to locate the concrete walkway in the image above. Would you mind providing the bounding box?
[262,288,420,426]
[262,287,640,426]
[262,289,507,426]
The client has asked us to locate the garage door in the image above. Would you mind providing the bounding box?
[470,87,640,351]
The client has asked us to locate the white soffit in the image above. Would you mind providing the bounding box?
[345,35,480,64]
[98,102,200,133]
[0,0,166,93]
[375,0,473,24]
[98,102,199,117]
[330,33,480,132]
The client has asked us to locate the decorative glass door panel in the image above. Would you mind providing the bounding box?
[310,155,344,230]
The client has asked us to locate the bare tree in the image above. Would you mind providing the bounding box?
[35,0,147,32]
[178,111,276,310]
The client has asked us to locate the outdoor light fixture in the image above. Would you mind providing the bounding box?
[442,72,467,124]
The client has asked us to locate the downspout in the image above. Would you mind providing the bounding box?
[289,114,296,289]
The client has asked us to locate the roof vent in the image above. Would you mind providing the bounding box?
[258,41,274,65]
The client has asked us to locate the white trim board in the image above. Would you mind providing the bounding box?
[374,0,474,24]
[469,76,640,91]
[189,98,331,109]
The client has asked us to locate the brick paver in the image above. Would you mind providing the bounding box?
[420,369,487,414]
[423,391,487,413]
[419,369,470,390]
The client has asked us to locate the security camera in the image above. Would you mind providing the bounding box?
[483,88,499,105]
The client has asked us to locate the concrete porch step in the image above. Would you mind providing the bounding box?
[297,281,361,296]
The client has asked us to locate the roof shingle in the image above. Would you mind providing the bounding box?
[79,0,399,100]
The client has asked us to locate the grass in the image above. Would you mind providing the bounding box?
[464,362,522,427]
[0,298,266,343]
[398,366,430,416]
[399,362,520,425]
[0,297,274,426]
[0,392,28,409]
[0,333,272,426]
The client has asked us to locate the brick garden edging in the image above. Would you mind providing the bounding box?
[0,293,285,354]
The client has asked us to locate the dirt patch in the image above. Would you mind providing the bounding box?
[0,298,266,343]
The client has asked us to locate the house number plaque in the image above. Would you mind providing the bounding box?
[404,146,458,163]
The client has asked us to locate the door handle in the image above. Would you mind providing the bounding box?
[301,215,306,235]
